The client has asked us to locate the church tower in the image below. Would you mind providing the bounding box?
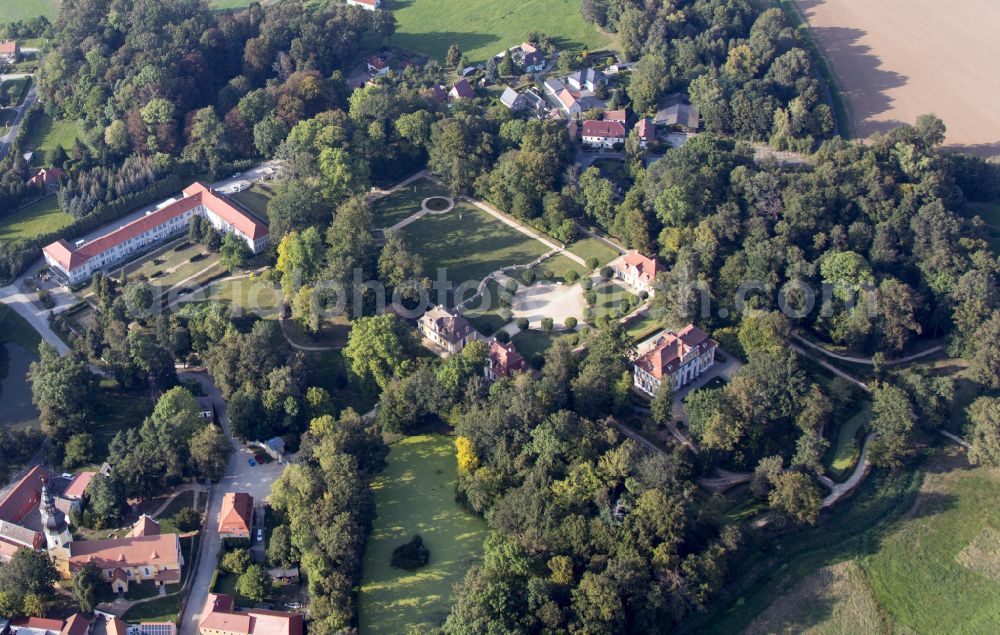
[40,480,72,557]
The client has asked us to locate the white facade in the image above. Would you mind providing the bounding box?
[634,344,715,395]
[346,0,381,10]
[582,133,623,149]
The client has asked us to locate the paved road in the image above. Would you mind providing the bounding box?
[818,432,874,507]
[0,76,37,163]
[177,372,286,635]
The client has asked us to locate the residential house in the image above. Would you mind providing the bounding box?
[426,84,448,103]
[219,493,253,540]
[27,167,66,195]
[366,55,389,76]
[613,251,659,295]
[605,62,636,74]
[419,306,478,354]
[59,613,129,635]
[261,436,285,462]
[654,102,700,132]
[556,90,582,116]
[198,594,303,635]
[604,110,627,125]
[543,78,566,98]
[581,120,626,149]
[635,117,654,148]
[521,89,548,114]
[449,79,474,101]
[484,341,529,382]
[67,532,184,592]
[633,325,717,396]
[196,396,215,420]
[499,87,527,111]
[42,182,269,285]
[61,471,96,515]
[0,465,47,562]
[345,0,381,9]
[566,67,604,92]
[0,41,19,64]
[519,43,546,72]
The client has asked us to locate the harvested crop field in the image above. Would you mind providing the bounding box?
[795,0,1000,156]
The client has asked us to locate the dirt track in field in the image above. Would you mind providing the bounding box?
[796,0,1000,157]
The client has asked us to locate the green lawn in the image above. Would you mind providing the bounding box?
[0,196,74,240]
[400,202,549,285]
[590,279,637,321]
[372,178,447,228]
[826,400,871,480]
[390,0,613,63]
[463,279,511,336]
[529,253,588,284]
[625,313,661,343]
[0,77,31,108]
[118,240,220,292]
[0,109,16,126]
[567,236,620,267]
[22,112,85,168]
[511,328,574,361]
[0,302,42,353]
[211,0,255,9]
[0,0,57,21]
[229,183,273,222]
[192,275,282,318]
[359,434,488,633]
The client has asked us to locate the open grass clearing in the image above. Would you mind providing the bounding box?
[962,200,1000,227]
[389,0,613,63]
[0,0,57,21]
[589,279,637,321]
[22,112,86,168]
[528,253,588,285]
[400,201,549,285]
[567,236,620,267]
[372,177,446,228]
[0,195,74,241]
[359,434,488,633]
[511,328,575,362]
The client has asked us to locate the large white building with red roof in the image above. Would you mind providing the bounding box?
[633,325,717,396]
[581,120,626,149]
[42,182,268,284]
[614,251,660,295]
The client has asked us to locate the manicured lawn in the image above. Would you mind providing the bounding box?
[400,202,549,285]
[0,302,42,353]
[625,313,661,343]
[567,236,620,267]
[23,112,86,168]
[229,183,273,222]
[589,279,637,320]
[390,0,613,63]
[0,109,16,125]
[529,253,588,284]
[0,0,57,21]
[359,434,488,633]
[211,0,255,9]
[194,275,282,317]
[826,400,871,480]
[0,196,74,240]
[119,240,218,292]
[372,178,447,229]
[511,329,574,361]
[463,279,511,335]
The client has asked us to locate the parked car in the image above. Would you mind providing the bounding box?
[61,473,74,480]
[257,528,264,542]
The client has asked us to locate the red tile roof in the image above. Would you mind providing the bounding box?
[582,120,626,139]
[63,471,96,500]
[199,594,303,635]
[557,89,578,111]
[636,117,653,139]
[219,492,253,536]
[68,533,182,571]
[367,55,387,70]
[0,465,48,523]
[617,251,658,283]
[60,613,91,635]
[0,41,17,55]
[27,167,66,189]
[488,341,528,378]
[43,182,267,272]
[127,514,161,538]
[635,325,716,380]
[12,617,65,631]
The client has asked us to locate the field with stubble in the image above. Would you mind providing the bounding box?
[794,0,1000,156]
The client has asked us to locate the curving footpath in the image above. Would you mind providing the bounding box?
[792,333,943,366]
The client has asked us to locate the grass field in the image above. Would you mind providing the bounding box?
[512,328,573,361]
[359,434,488,633]
[0,0,57,21]
[0,196,74,241]
[826,400,871,480]
[400,201,549,285]
[0,301,42,353]
[590,279,637,320]
[389,0,613,63]
[567,236,620,267]
[372,178,445,228]
[463,279,510,335]
[22,112,85,168]
[743,450,1000,634]
[229,183,273,221]
[529,253,588,284]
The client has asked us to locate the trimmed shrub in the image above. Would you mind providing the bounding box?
[565,317,578,329]
[516,317,529,331]
[569,334,580,346]
[585,291,597,306]
[495,329,511,344]
[583,308,594,322]
[541,317,553,332]
[522,270,535,284]
[499,308,513,322]
[600,266,614,280]
[582,278,593,291]
[621,299,632,314]
[565,270,580,283]
[639,290,649,300]
[391,535,430,571]
[586,257,600,269]
[542,269,554,280]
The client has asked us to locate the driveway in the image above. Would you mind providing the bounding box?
[511,280,586,329]
[0,76,36,163]
[0,260,73,354]
[177,372,287,635]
